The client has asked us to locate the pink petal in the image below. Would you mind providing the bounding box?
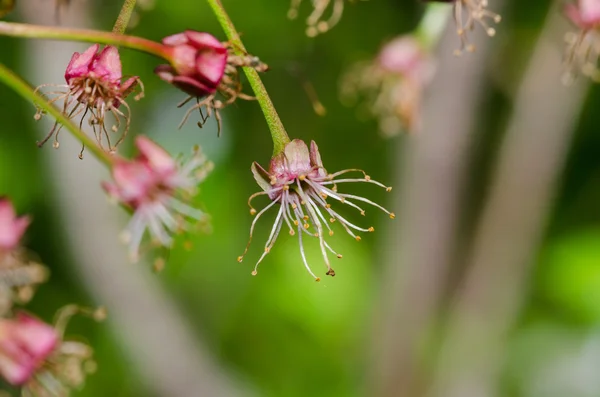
[94,45,123,82]
[283,139,312,177]
[64,44,100,83]
[162,32,190,47]
[195,49,227,87]
[0,199,30,251]
[184,31,226,52]
[135,136,177,178]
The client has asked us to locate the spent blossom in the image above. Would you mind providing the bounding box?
[103,136,213,263]
[155,30,268,133]
[34,44,143,156]
[341,36,434,136]
[288,0,350,37]
[425,0,501,54]
[563,0,600,82]
[238,139,394,280]
[0,198,48,316]
[0,306,105,396]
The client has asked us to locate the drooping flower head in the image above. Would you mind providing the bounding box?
[238,139,394,280]
[424,0,501,55]
[34,44,143,155]
[0,306,105,395]
[103,136,213,263]
[155,30,268,133]
[0,198,48,316]
[341,36,434,136]
[563,0,600,82]
[288,0,350,37]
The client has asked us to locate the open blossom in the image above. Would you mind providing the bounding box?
[35,44,143,155]
[238,139,394,280]
[563,0,600,81]
[155,30,268,133]
[288,0,349,37]
[0,306,104,396]
[425,0,501,54]
[0,199,48,316]
[341,36,434,136]
[103,136,213,262]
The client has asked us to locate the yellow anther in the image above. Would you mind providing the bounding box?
[292,203,297,209]
[289,230,295,236]
[237,256,244,263]
[315,277,321,282]
[355,236,362,242]
[283,185,290,191]
[314,233,319,237]
[301,200,306,205]
[303,215,309,221]
[329,230,334,236]
[294,220,299,226]
[304,223,310,229]
[365,175,371,181]
[329,218,335,223]
[251,270,258,276]
[386,187,392,192]
[326,204,331,209]
[390,213,396,219]
[299,175,306,181]
[321,193,328,199]
[368,227,375,232]
[336,254,342,259]
[264,247,270,253]
[360,210,365,216]
[250,208,257,215]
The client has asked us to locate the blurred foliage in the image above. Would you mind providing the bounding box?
[1,0,600,396]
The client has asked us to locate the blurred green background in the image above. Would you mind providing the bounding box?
[2,0,600,396]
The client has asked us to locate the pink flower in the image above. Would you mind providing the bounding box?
[0,313,58,385]
[341,36,433,135]
[424,0,501,54]
[103,136,213,262]
[563,0,600,81]
[239,139,394,280]
[35,44,143,154]
[565,0,600,29]
[0,198,30,253]
[155,30,267,131]
[287,0,348,37]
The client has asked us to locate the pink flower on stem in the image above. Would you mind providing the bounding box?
[0,313,58,386]
[155,30,267,133]
[563,0,600,81]
[0,198,47,315]
[287,0,348,37]
[103,136,213,263]
[2,306,106,396]
[0,198,30,254]
[35,44,144,156]
[238,139,394,280]
[341,36,434,136]
[424,0,501,54]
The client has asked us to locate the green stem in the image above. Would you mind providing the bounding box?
[0,63,114,167]
[206,0,290,155]
[113,0,137,34]
[0,21,169,59]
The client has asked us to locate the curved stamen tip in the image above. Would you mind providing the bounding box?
[315,277,321,282]
[389,213,396,219]
[386,187,392,192]
[368,226,374,232]
[237,256,244,263]
[326,268,336,277]
[336,254,342,259]
[355,236,361,242]
[249,208,257,215]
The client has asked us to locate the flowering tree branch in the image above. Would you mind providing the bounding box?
[0,62,114,167]
[206,0,290,156]
[0,21,168,58]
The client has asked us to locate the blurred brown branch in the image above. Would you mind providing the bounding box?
[428,6,589,397]
[371,3,508,396]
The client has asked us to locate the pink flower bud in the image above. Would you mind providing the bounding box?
[0,198,30,253]
[0,313,58,385]
[565,0,600,29]
[156,31,228,98]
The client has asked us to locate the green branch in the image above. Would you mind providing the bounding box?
[113,0,137,34]
[206,0,290,156]
[0,22,169,59]
[0,63,114,167]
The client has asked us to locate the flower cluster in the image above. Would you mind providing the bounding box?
[103,136,213,263]
[155,30,268,134]
[238,139,394,280]
[341,36,434,136]
[288,0,350,37]
[425,0,501,54]
[35,44,143,156]
[0,198,102,395]
[0,198,47,316]
[563,0,600,82]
